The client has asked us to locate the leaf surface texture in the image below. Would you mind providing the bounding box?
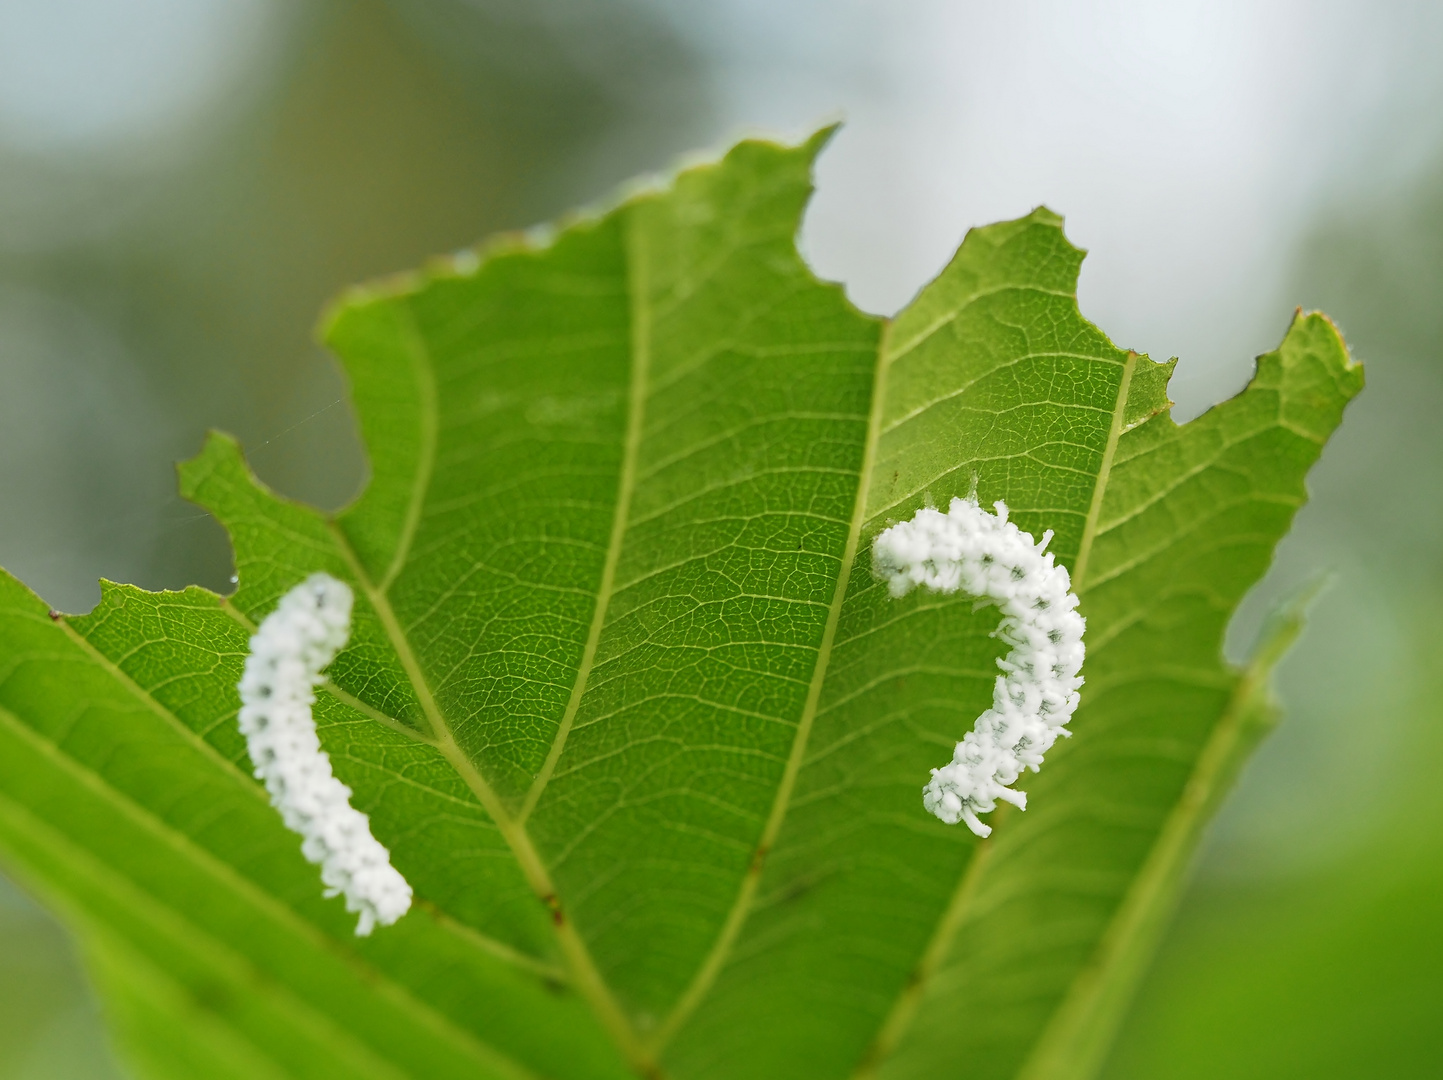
[0,132,1361,1080]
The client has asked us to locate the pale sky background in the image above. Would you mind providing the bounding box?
[665,0,1443,413]
[4,0,1440,405]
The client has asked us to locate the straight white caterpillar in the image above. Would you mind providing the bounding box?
[872,497,1086,837]
[237,573,413,935]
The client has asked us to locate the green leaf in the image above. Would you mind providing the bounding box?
[0,130,1361,1080]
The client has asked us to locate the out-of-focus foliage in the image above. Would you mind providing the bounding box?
[1100,155,1443,1080]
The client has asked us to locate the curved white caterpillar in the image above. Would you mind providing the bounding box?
[237,573,413,935]
[873,497,1086,838]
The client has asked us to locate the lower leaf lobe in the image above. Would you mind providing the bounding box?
[0,571,632,1080]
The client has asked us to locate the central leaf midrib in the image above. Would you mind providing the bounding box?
[1073,351,1139,591]
[327,520,656,1077]
[328,227,662,1075]
[379,304,439,593]
[847,339,1141,1080]
[515,211,654,827]
[646,304,896,1057]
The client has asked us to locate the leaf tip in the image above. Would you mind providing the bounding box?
[317,272,420,350]
[803,119,844,157]
[1274,309,1366,418]
[1027,205,1067,230]
[1294,307,1364,377]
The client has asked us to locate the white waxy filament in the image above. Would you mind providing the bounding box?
[237,573,413,935]
[873,498,1086,838]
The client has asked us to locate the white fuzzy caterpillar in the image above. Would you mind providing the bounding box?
[237,573,413,935]
[873,497,1086,838]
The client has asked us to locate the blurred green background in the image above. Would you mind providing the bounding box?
[0,1,1439,1077]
